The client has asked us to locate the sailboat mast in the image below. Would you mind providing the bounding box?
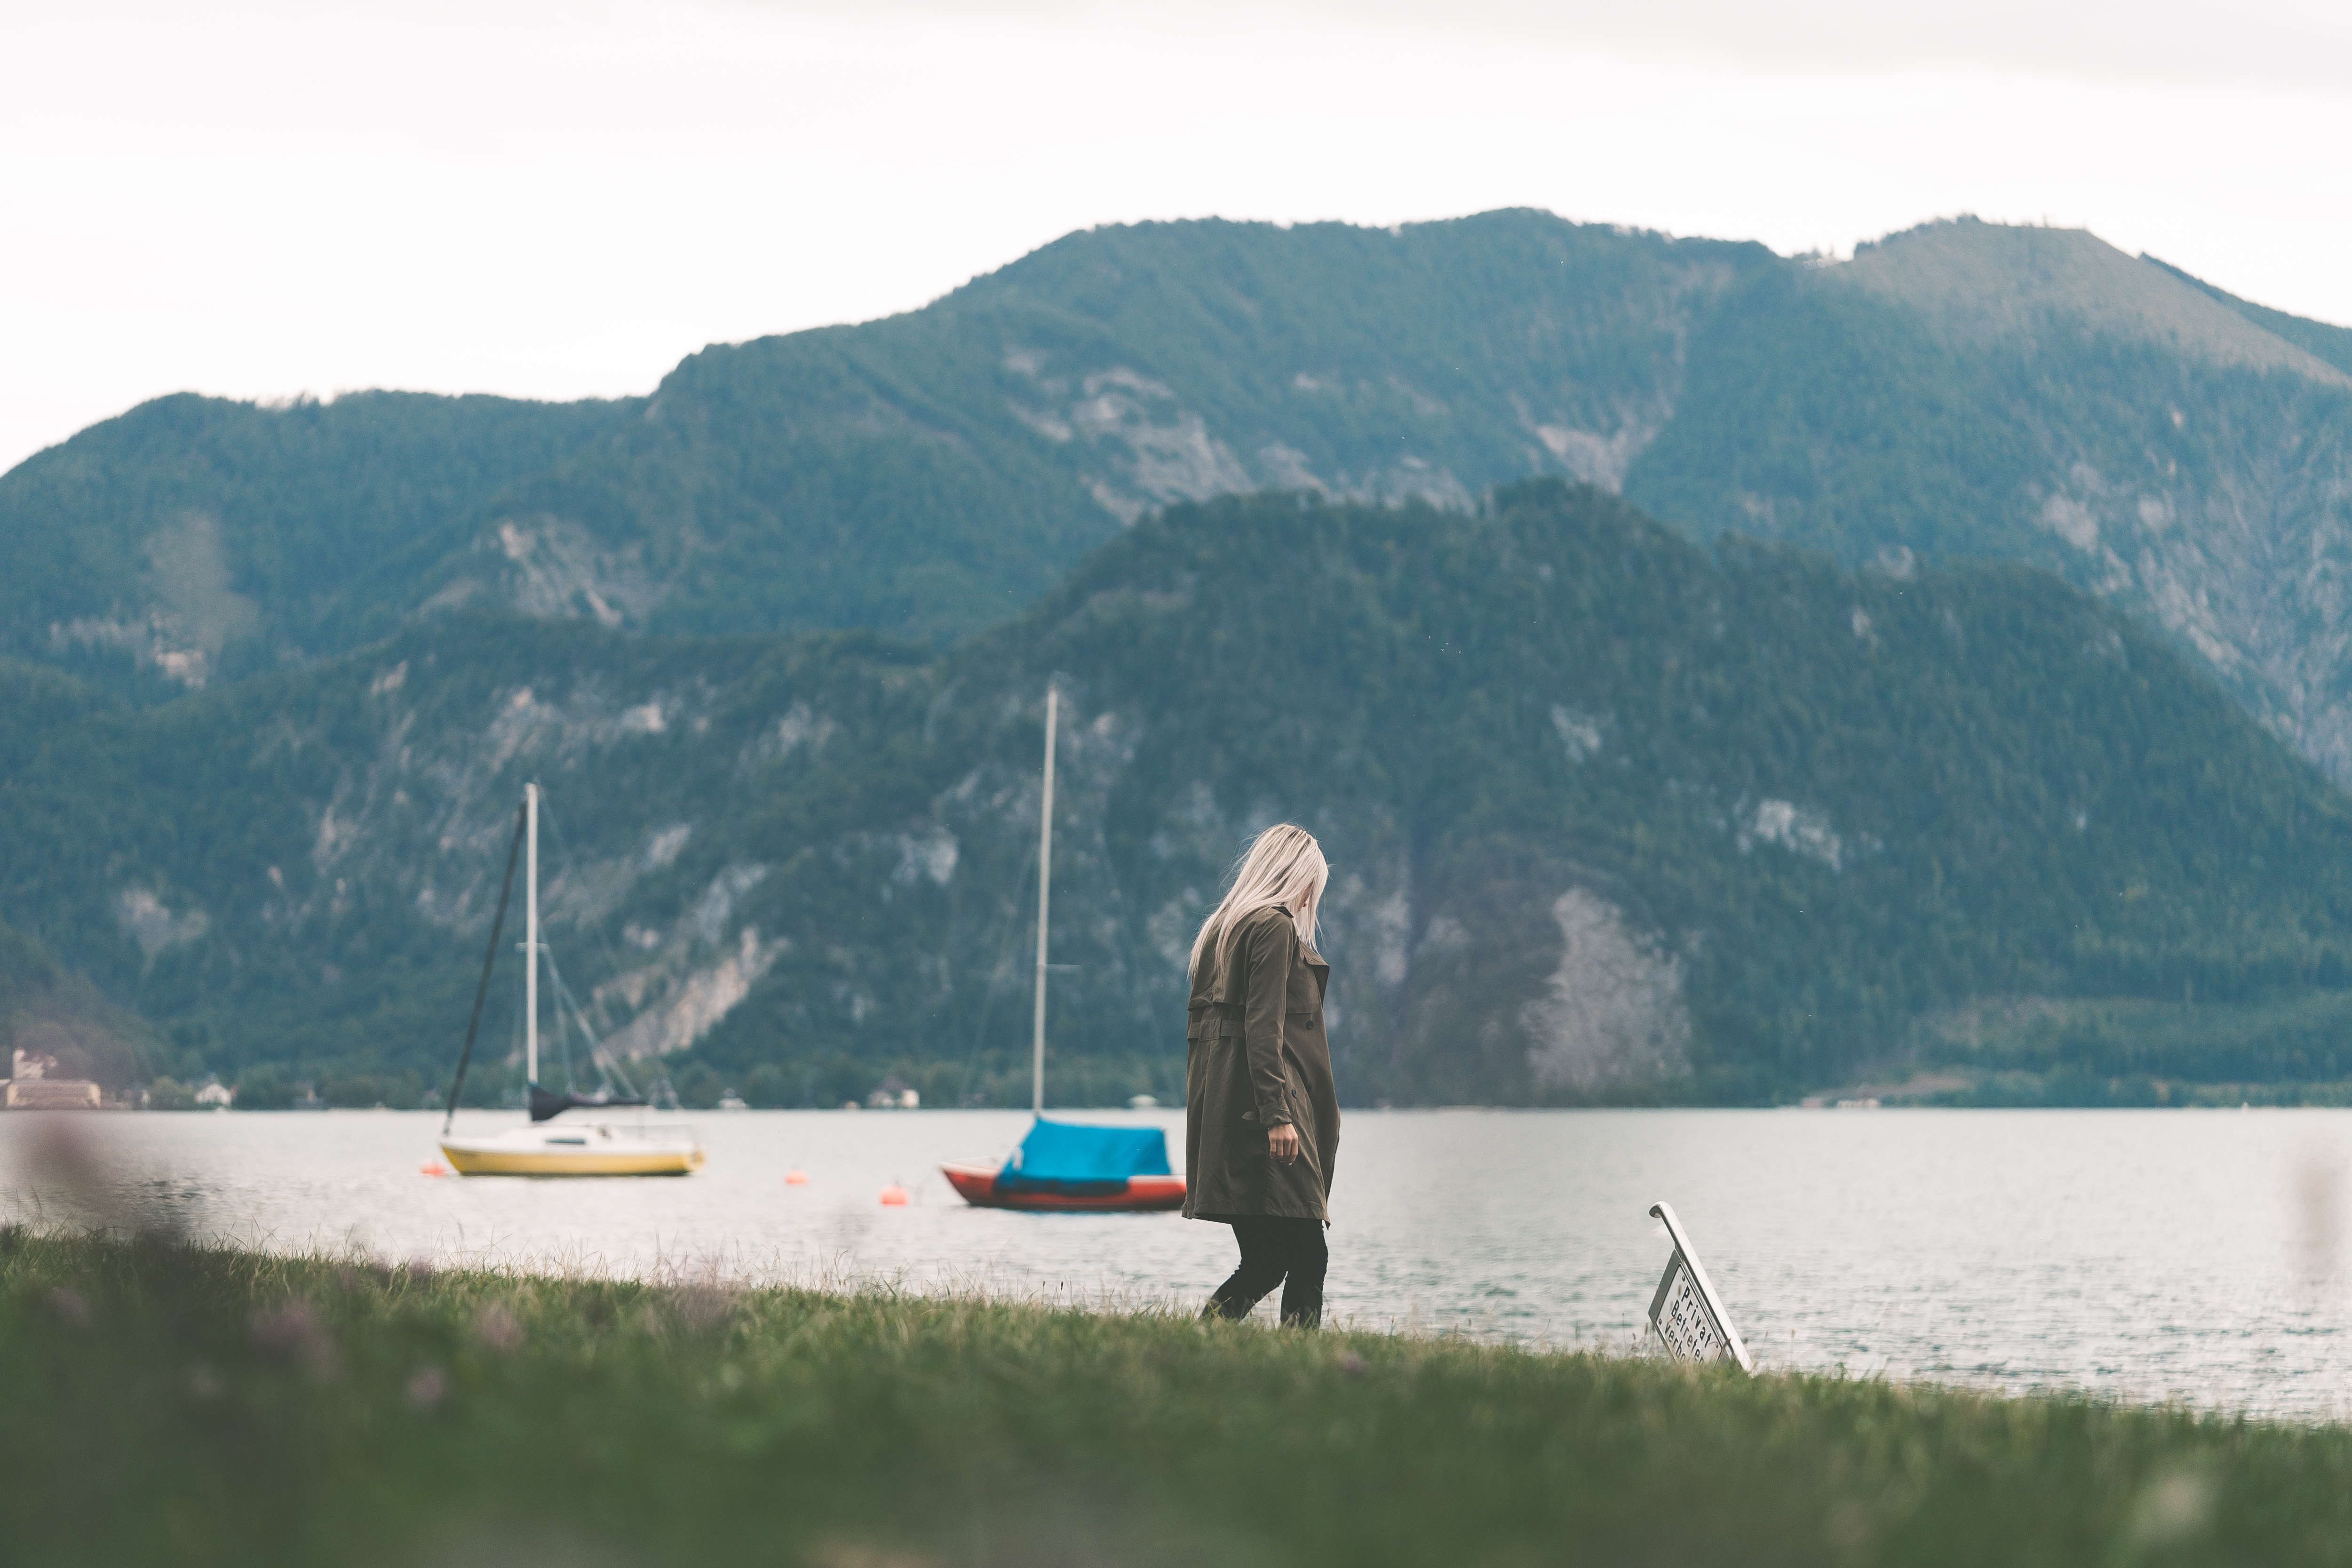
[1032,686,1057,1116]
[525,781,540,1089]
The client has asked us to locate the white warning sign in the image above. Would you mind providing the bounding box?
[1645,1201,1755,1374]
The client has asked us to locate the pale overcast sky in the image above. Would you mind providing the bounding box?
[3,0,2347,474]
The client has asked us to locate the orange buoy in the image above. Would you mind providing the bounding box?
[420,1164,448,1177]
[784,1170,809,1186]
[879,1183,910,1206]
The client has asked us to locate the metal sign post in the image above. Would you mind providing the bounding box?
[1645,1201,1755,1374]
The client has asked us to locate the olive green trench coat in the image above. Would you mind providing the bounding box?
[1182,905,1339,1222]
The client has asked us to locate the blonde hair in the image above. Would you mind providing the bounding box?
[1187,824,1328,978]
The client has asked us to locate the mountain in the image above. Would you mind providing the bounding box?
[0,391,631,697]
[7,484,2350,1106]
[1,213,1768,671]
[1633,219,2352,781]
[8,211,2351,795]
[0,913,157,1091]
[2146,255,2352,378]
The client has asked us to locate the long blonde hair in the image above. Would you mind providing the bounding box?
[1187,824,1328,978]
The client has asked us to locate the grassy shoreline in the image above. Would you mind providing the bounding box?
[5,1230,2350,1566]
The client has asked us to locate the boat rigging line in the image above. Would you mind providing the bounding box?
[442,798,528,1136]
[543,942,643,1103]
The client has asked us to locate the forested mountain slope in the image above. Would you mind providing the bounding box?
[8,486,2350,1106]
[7,212,2352,792]
[1634,220,2352,781]
[2147,256,2352,378]
[1,212,1766,664]
[0,392,631,696]
[0,912,155,1090]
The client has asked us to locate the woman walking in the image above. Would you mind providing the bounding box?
[1184,824,1339,1327]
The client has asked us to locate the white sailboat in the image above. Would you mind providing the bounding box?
[437,783,705,1177]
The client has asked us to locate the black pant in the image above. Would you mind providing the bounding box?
[1205,1215,1327,1328]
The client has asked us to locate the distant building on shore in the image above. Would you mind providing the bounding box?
[196,1079,233,1108]
[6,1048,102,1110]
[866,1076,921,1110]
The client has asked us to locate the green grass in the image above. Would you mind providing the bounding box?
[6,1230,2352,1566]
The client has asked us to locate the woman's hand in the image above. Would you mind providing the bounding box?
[1267,1122,1300,1163]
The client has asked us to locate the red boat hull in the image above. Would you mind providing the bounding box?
[941,1162,1186,1212]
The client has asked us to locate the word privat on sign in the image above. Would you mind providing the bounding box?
[1645,1201,1756,1374]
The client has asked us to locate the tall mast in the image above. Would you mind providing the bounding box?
[525,781,540,1090]
[1032,686,1057,1117]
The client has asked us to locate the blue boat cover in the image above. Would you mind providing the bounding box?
[996,1118,1171,1195]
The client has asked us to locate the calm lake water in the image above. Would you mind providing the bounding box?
[9,1106,2352,1421]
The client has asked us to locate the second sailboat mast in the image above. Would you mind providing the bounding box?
[1032,687,1057,1116]
[525,780,540,1090]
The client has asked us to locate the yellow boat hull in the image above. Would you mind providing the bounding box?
[440,1144,701,1177]
[438,1126,706,1178]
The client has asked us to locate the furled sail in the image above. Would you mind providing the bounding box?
[528,1084,649,1123]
